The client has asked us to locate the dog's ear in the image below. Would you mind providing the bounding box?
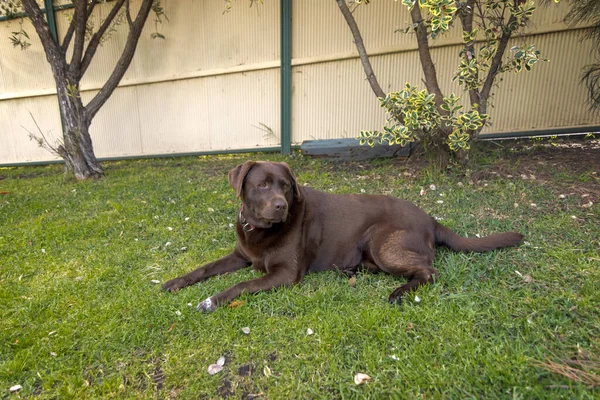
[279,162,303,202]
[228,161,256,198]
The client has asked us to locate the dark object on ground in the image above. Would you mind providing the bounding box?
[301,138,412,160]
[163,161,523,312]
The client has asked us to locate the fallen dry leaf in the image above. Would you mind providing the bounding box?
[229,300,246,308]
[348,276,357,287]
[522,274,533,284]
[354,373,371,385]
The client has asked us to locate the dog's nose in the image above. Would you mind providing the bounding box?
[273,199,288,211]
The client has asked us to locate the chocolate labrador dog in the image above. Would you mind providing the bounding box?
[163,161,523,312]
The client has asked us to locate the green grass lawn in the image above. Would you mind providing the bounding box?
[1,149,599,399]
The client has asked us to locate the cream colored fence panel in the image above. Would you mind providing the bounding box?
[0,95,62,164]
[0,17,55,96]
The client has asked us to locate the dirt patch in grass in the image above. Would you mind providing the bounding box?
[478,138,600,202]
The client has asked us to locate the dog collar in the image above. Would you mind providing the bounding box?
[239,203,255,232]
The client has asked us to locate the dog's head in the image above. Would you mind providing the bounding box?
[228,161,302,229]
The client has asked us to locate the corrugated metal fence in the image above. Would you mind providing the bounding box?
[1,0,598,165]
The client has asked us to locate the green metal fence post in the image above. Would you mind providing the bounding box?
[280,0,292,155]
[44,0,59,43]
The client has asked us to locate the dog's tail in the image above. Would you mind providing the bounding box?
[434,221,524,252]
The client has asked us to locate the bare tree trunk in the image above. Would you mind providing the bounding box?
[55,81,104,180]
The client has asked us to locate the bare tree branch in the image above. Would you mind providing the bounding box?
[125,0,134,28]
[69,0,88,78]
[61,0,99,56]
[86,0,155,119]
[80,0,127,77]
[61,18,76,53]
[479,16,517,111]
[409,5,445,108]
[458,0,480,108]
[335,0,385,99]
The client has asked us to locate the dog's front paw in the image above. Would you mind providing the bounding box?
[388,293,404,305]
[162,277,188,292]
[196,297,216,313]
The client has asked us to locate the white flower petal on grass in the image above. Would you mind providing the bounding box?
[185,217,190,221]
[208,207,215,213]
[165,242,172,247]
[207,364,223,375]
[530,203,537,208]
[306,328,313,336]
[414,296,421,303]
[228,223,234,228]
[9,385,22,392]
[208,356,226,375]
[50,352,57,357]
[242,327,251,335]
[41,249,46,254]
[175,311,181,316]
[263,365,272,377]
[559,194,566,199]
[48,331,56,336]
[187,303,193,307]
[151,279,160,284]
[419,189,426,196]
[390,355,398,360]
[436,200,444,204]
[429,184,436,191]
[180,247,187,251]
[167,227,173,231]
[354,373,371,385]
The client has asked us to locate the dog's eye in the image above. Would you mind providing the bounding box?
[257,183,268,189]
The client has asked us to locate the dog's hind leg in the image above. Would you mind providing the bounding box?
[371,229,438,304]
